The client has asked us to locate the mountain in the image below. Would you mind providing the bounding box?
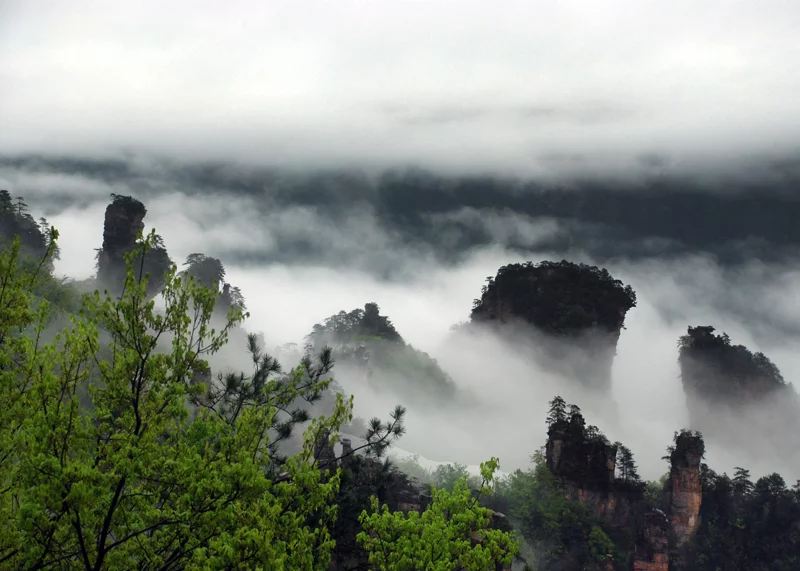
[471,260,637,393]
[308,302,457,404]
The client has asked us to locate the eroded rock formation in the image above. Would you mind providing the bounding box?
[96,194,171,294]
[542,401,712,569]
[633,509,670,571]
[471,260,636,391]
[545,402,643,534]
[667,430,704,545]
[182,253,246,316]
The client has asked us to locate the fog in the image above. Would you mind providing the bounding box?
[5,166,799,482]
[3,0,800,484]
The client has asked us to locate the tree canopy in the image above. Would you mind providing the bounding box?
[471,260,637,335]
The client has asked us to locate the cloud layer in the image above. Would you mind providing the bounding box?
[3,1,800,175]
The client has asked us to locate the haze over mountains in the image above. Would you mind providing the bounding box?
[4,179,799,483]
[3,2,800,568]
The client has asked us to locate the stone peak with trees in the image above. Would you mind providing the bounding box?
[471,261,637,393]
[678,325,788,404]
[471,260,637,335]
[545,396,642,493]
[95,193,171,294]
[182,253,246,314]
[677,325,800,471]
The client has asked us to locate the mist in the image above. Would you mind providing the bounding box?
[3,1,800,177]
[3,0,799,485]
[6,165,799,483]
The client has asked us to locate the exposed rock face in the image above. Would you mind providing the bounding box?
[633,510,670,571]
[97,195,146,279]
[667,431,704,545]
[545,410,641,531]
[546,423,617,489]
[471,261,636,391]
[96,195,171,294]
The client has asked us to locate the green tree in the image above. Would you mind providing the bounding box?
[546,395,567,428]
[615,444,640,483]
[498,452,617,569]
[432,462,472,491]
[0,233,404,569]
[357,458,518,570]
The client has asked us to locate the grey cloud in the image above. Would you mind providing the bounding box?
[2,1,800,175]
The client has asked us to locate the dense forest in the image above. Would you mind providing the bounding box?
[1,193,799,570]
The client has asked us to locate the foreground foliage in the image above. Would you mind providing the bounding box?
[0,231,515,570]
[0,235,353,569]
[357,459,518,571]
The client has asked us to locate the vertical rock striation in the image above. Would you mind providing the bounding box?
[633,509,670,571]
[667,430,704,545]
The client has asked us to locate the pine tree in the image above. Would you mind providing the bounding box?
[616,445,640,482]
[546,395,567,427]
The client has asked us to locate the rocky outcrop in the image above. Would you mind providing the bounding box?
[667,431,703,545]
[546,423,617,489]
[96,194,171,294]
[545,404,643,532]
[633,509,670,571]
[471,261,636,391]
[182,254,246,316]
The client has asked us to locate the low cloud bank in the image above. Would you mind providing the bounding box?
[3,157,799,482]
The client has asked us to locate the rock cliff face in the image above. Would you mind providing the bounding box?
[96,195,171,294]
[545,408,642,533]
[633,510,670,571]
[546,423,617,489]
[543,405,711,569]
[471,261,636,391]
[667,431,704,545]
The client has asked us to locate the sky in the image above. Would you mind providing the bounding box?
[2,0,800,176]
[2,1,800,480]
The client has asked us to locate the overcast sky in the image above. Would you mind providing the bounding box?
[2,0,800,176]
